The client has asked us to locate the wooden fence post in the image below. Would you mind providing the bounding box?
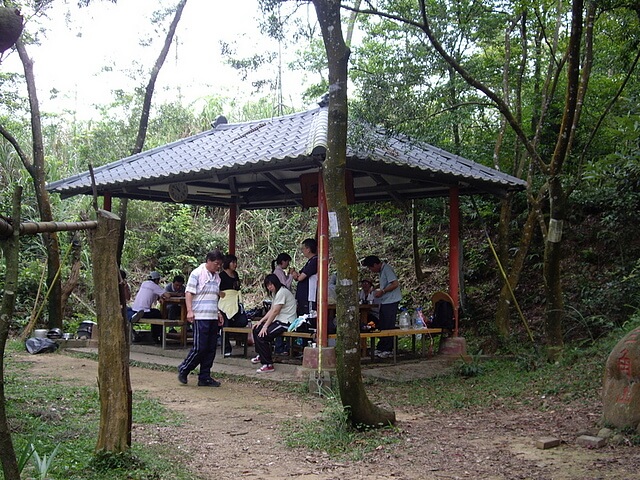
[90,209,132,452]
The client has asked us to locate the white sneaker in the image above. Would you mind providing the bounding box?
[250,355,261,364]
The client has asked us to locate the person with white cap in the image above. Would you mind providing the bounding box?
[131,271,172,343]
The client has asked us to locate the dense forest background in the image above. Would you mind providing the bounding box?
[1,0,639,357]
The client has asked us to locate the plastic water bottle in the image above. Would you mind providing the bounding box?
[398,308,411,329]
[414,307,425,339]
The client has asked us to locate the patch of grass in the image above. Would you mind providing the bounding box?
[281,390,400,461]
[373,318,640,413]
[4,342,192,480]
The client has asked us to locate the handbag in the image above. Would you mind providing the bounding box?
[230,302,249,327]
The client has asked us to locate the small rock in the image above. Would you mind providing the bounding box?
[535,436,561,449]
[576,435,606,448]
[597,427,614,439]
[610,434,625,445]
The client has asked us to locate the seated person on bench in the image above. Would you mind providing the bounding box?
[251,274,297,373]
[164,275,186,320]
[358,278,381,327]
[132,271,172,344]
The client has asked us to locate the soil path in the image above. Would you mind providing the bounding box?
[16,351,639,480]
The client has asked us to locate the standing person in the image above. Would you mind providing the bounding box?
[292,238,318,317]
[251,274,297,373]
[218,254,248,357]
[164,275,185,320]
[131,271,172,343]
[177,250,224,387]
[361,255,401,358]
[271,252,294,290]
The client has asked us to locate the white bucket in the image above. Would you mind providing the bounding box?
[34,329,48,339]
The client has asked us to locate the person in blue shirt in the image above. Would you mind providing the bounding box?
[361,255,402,358]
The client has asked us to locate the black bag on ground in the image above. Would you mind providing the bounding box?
[431,300,455,330]
[25,337,59,354]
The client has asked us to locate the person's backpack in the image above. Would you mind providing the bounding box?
[431,299,455,330]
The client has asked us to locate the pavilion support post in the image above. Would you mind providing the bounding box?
[103,192,112,212]
[440,187,467,356]
[317,173,329,348]
[449,187,460,336]
[228,204,238,255]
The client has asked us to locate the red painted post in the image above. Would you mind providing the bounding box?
[317,172,329,348]
[228,204,237,255]
[449,187,460,337]
[103,193,112,212]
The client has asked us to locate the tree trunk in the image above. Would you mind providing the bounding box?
[118,0,188,264]
[0,187,22,480]
[61,233,82,314]
[412,200,426,282]
[494,204,537,338]
[15,38,63,329]
[91,210,132,452]
[312,0,395,427]
[543,177,565,359]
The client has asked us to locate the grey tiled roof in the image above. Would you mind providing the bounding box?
[47,105,526,209]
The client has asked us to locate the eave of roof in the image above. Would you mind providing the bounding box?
[46,105,527,209]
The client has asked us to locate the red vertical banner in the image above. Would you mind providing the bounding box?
[449,187,460,336]
[317,172,329,347]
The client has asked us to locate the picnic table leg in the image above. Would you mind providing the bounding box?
[369,336,374,362]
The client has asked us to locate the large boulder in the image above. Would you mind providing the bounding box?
[0,8,23,53]
[602,326,640,431]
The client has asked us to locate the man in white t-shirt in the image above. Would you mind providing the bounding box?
[131,271,171,343]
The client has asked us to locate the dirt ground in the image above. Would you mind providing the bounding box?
[15,351,640,480]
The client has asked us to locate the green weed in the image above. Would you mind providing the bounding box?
[3,343,190,480]
[281,391,399,461]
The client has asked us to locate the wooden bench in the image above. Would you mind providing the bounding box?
[134,318,189,349]
[356,327,444,363]
[221,325,443,363]
[221,326,253,357]
[221,326,315,358]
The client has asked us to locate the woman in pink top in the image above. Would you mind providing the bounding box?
[271,252,294,290]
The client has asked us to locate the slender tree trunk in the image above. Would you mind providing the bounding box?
[0,187,22,480]
[118,0,188,263]
[91,210,132,452]
[15,38,63,329]
[61,233,82,314]
[412,201,426,282]
[495,205,537,338]
[312,0,395,427]
[94,0,187,453]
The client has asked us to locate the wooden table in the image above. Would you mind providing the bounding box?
[160,296,190,347]
[327,303,374,325]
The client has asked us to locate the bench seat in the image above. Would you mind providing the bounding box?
[134,318,189,349]
[221,325,443,362]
